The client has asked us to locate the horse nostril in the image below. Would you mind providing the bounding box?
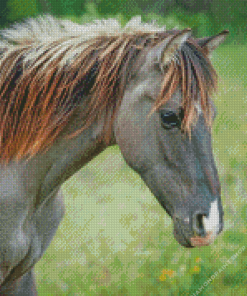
[193,213,207,237]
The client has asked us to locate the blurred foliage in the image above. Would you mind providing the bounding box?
[7,0,38,21]
[44,0,86,16]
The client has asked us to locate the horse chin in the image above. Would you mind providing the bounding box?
[173,226,195,248]
[173,222,217,248]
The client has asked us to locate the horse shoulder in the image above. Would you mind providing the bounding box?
[0,165,65,285]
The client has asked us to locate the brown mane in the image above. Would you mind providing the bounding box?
[0,17,217,162]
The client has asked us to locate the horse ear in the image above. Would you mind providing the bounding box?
[197,30,229,53]
[161,29,191,65]
[147,29,191,68]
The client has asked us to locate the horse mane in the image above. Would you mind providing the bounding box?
[0,15,217,162]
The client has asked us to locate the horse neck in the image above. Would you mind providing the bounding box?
[38,111,111,200]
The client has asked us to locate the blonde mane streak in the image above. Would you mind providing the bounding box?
[0,15,66,45]
[0,15,164,48]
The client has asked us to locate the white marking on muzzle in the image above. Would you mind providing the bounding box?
[203,199,220,235]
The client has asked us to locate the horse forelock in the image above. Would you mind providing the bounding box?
[153,38,217,137]
[0,16,216,162]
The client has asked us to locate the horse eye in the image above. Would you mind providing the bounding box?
[160,111,181,129]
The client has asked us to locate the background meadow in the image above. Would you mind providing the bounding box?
[0,0,246,295]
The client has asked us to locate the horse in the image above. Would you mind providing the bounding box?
[0,15,228,295]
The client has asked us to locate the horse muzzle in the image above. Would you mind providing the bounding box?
[172,199,224,248]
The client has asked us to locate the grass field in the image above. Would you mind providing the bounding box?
[35,44,247,295]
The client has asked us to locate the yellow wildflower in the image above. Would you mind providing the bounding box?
[193,266,200,273]
[159,274,166,281]
[161,269,175,277]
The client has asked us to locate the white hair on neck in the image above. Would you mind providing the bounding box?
[0,15,166,46]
